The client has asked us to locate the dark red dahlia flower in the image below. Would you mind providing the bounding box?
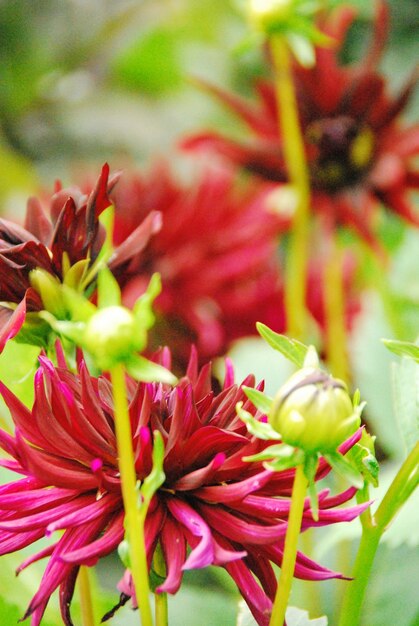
[0,347,366,626]
[0,164,161,351]
[182,2,418,253]
[110,163,289,367]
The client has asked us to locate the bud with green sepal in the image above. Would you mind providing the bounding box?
[241,0,332,67]
[41,267,176,384]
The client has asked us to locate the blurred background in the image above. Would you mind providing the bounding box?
[0,1,418,625]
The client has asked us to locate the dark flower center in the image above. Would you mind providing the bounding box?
[306,115,375,191]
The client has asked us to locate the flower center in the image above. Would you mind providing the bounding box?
[306,116,375,192]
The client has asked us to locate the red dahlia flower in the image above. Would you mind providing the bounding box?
[110,163,288,366]
[0,347,366,626]
[0,164,161,351]
[182,2,419,253]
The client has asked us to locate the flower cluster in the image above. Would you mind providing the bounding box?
[0,164,161,351]
[183,2,419,253]
[0,348,366,626]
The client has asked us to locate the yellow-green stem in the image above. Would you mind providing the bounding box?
[338,442,419,626]
[78,566,95,626]
[111,363,154,626]
[270,464,309,625]
[271,35,311,339]
[154,543,169,626]
[324,236,349,383]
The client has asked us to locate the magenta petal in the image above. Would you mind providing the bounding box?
[172,452,226,491]
[194,468,273,503]
[62,511,124,564]
[167,498,215,569]
[156,516,186,594]
[0,298,26,352]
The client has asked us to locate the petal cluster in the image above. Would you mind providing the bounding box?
[0,347,366,626]
[182,2,418,252]
[110,163,288,366]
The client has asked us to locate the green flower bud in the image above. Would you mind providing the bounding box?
[270,367,360,453]
[83,305,145,370]
[248,0,293,33]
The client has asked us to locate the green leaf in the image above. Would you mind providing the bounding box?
[383,339,419,362]
[256,323,308,367]
[140,431,166,510]
[390,356,419,455]
[324,452,364,489]
[349,437,380,488]
[242,386,273,414]
[126,354,177,385]
[236,401,281,440]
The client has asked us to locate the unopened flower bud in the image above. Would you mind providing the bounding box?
[248,0,293,33]
[83,305,144,370]
[270,367,360,453]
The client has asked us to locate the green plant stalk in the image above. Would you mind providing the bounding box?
[271,35,311,339]
[324,236,349,383]
[154,543,168,626]
[78,566,95,626]
[338,442,419,626]
[270,464,309,625]
[111,363,154,626]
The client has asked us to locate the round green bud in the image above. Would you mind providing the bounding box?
[270,367,360,453]
[83,305,144,370]
[248,0,293,33]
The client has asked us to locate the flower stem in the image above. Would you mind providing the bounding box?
[78,566,95,626]
[337,442,419,626]
[270,35,311,339]
[154,543,168,626]
[270,464,309,625]
[110,363,154,626]
[323,233,349,383]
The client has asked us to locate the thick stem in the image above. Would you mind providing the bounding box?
[270,465,309,625]
[323,234,349,382]
[338,443,419,626]
[111,363,154,626]
[78,566,95,626]
[270,36,311,339]
[154,543,169,626]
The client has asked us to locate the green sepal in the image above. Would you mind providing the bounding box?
[256,322,308,367]
[242,386,273,414]
[287,32,315,67]
[97,266,122,309]
[244,442,296,463]
[303,454,319,520]
[133,273,161,332]
[263,446,305,472]
[382,339,419,363]
[236,401,281,440]
[39,312,86,345]
[126,354,177,385]
[60,285,97,322]
[324,452,364,490]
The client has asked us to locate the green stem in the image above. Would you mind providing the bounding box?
[324,234,349,383]
[154,543,169,626]
[270,464,309,625]
[110,363,154,626]
[338,442,419,626]
[270,35,311,339]
[78,566,95,626]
